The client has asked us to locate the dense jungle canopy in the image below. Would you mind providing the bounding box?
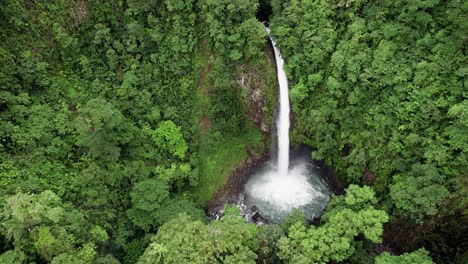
[0,0,466,263]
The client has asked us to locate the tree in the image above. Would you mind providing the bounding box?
[199,0,265,61]
[390,164,449,223]
[138,206,258,263]
[150,120,188,160]
[281,208,305,231]
[0,190,101,261]
[209,58,246,135]
[257,224,284,263]
[74,98,131,162]
[50,243,96,264]
[152,198,205,226]
[126,179,170,231]
[277,185,388,263]
[0,250,26,264]
[376,248,434,264]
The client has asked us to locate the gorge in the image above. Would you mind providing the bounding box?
[0,1,464,262]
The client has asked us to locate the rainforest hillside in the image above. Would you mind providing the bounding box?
[0,0,467,263]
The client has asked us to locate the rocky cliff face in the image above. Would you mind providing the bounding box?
[236,40,277,134]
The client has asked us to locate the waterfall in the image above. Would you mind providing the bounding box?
[267,27,290,177]
[243,27,331,222]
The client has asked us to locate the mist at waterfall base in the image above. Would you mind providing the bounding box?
[241,27,331,223]
[244,150,331,223]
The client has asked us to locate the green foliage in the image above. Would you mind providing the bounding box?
[192,125,263,205]
[153,163,197,188]
[34,226,74,261]
[191,0,274,209]
[1,191,76,245]
[0,190,101,261]
[121,237,151,264]
[151,120,188,159]
[74,98,131,162]
[50,243,97,264]
[281,208,305,232]
[210,61,246,135]
[0,0,273,261]
[0,0,273,263]
[0,250,26,264]
[127,178,206,232]
[376,248,434,264]
[137,213,258,263]
[94,255,121,264]
[277,185,388,263]
[1,0,463,263]
[152,198,206,225]
[257,224,284,263]
[347,241,375,264]
[127,179,170,231]
[390,164,449,223]
[199,0,266,62]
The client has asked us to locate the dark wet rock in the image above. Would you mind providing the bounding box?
[307,216,321,226]
[252,211,265,223]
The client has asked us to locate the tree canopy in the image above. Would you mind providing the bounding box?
[0,0,465,263]
[138,207,258,264]
[277,185,388,263]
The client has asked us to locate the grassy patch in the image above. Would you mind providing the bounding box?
[193,125,263,206]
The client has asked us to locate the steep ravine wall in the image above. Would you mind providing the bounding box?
[204,39,278,211]
[192,37,278,207]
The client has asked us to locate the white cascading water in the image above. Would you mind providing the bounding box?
[269,27,290,178]
[244,28,330,221]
